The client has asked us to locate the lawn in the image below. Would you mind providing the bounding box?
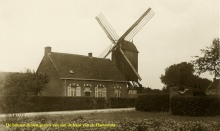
[50,110,220,122]
[1,110,220,130]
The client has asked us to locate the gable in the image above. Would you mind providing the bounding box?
[37,55,60,77]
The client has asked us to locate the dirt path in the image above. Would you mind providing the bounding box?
[0,108,135,119]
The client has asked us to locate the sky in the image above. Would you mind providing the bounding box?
[0,0,219,89]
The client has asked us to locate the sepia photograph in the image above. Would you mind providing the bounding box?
[0,0,219,130]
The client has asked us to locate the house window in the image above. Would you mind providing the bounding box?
[103,87,106,97]
[95,86,106,97]
[84,87,91,96]
[68,86,76,96]
[76,86,81,96]
[71,88,76,96]
[128,90,137,94]
[114,87,121,97]
[95,87,98,97]
[68,84,81,96]
[84,87,90,92]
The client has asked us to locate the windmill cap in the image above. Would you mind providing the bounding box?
[121,41,139,53]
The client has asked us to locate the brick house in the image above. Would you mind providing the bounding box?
[37,47,132,98]
[206,78,220,96]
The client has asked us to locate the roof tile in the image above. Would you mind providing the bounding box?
[48,52,127,81]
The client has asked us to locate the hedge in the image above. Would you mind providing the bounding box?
[1,96,137,113]
[171,96,220,116]
[1,96,105,113]
[110,97,136,108]
[135,93,170,112]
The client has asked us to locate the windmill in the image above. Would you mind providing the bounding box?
[96,8,154,85]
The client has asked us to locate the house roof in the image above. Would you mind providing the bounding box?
[46,52,127,81]
[207,79,220,90]
[121,41,139,53]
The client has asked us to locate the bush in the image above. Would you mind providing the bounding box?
[2,96,105,113]
[1,95,34,113]
[2,116,220,131]
[171,96,220,116]
[110,97,136,108]
[135,93,170,112]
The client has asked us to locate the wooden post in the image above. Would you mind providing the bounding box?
[169,85,179,113]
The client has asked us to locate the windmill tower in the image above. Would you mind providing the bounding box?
[96,8,154,84]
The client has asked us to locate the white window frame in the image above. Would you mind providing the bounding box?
[84,87,91,96]
[68,86,76,96]
[95,87,98,97]
[67,85,81,97]
[95,86,106,97]
[103,87,106,97]
[128,89,137,94]
[115,88,121,97]
[84,87,91,92]
[68,86,71,96]
[133,90,137,94]
[76,86,81,96]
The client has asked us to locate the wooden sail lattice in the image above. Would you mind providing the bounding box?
[96,8,154,81]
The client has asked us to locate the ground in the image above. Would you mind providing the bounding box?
[1,109,220,130]
[47,110,220,122]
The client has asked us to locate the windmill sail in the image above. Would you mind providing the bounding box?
[95,14,119,45]
[124,9,154,41]
[100,8,154,59]
[99,44,113,58]
[96,14,119,58]
[96,8,154,81]
[117,8,153,45]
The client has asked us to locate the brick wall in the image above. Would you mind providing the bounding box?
[62,79,127,98]
[37,55,128,97]
[37,55,63,96]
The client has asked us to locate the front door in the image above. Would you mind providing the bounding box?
[85,92,90,96]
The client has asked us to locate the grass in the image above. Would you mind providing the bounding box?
[1,110,220,130]
[39,110,220,122]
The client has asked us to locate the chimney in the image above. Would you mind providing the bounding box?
[88,53,92,57]
[45,46,51,55]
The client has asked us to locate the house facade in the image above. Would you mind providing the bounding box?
[37,47,130,98]
[206,78,220,96]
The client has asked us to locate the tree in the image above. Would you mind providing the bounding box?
[141,87,163,94]
[1,70,49,113]
[160,62,195,87]
[160,62,211,91]
[3,70,49,96]
[191,38,220,78]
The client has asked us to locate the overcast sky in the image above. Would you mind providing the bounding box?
[0,0,219,89]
